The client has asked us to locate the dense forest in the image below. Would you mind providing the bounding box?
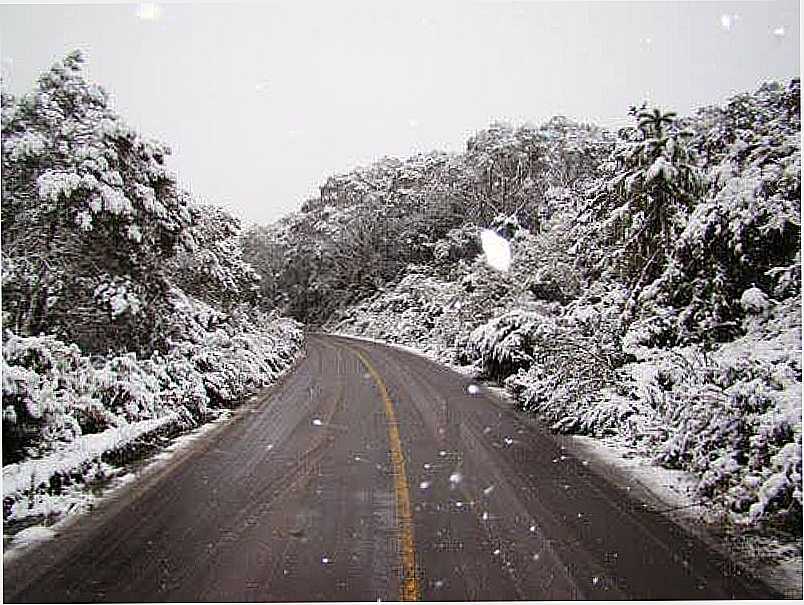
[244,79,802,532]
[1,53,302,519]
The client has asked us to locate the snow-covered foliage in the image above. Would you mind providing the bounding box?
[2,52,305,517]
[322,80,801,534]
[2,52,271,356]
[1,312,303,528]
[580,108,705,284]
[637,80,801,344]
[244,117,611,323]
[331,271,463,363]
[468,310,542,378]
[1,51,197,353]
[2,314,302,466]
[649,300,802,527]
[172,204,262,310]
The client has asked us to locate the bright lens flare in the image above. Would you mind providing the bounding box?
[480,229,512,272]
[136,3,162,21]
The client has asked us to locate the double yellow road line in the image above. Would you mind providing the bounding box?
[348,346,420,602]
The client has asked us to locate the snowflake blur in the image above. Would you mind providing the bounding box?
[480,229,512,272]
[136,3,162,21]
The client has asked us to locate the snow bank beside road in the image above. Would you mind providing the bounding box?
[3,415,177,499]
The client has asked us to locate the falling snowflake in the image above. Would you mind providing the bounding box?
[480,229,511,272]
[136,3,162,20]
[720,13,739,31]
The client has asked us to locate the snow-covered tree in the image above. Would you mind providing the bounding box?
[173,204,261,310]
[1,51,307,482]
[645,79,801,342]
[2,50,195,353]
[585,106,705,285]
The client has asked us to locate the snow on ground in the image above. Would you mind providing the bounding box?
[3,414,178,500]
[571,434,802,599]
[10,525,56,548]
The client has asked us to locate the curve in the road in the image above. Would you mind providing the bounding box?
[349,344,420,601]
[3,334,781,602]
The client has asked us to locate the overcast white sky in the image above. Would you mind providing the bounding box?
[1,1,799,225]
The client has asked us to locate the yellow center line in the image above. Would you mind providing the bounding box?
[347,345,420,602]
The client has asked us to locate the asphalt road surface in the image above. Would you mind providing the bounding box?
[4,334,780,601]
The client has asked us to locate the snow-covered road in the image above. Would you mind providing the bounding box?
[3,334,779,601]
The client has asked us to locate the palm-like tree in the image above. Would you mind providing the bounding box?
[637,108,677,138]
[600,107,703,284]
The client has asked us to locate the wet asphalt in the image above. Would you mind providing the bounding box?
[3,334,780,601]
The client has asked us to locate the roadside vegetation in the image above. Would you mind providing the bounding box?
[246,80,801,536]
[1,52,303,527]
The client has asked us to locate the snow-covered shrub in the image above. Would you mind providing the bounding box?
[740,286,771,315]
[747,437,802,526]
[92,354,161,422]
[527,262,579,304]
[93,276,144,320]
[467,310,546,379]
[1,312,303,466]
[175,314,303,406]
[504,328,641,432]
[2,333,85,463]
[651,343,801,530]
[432,224,482,266]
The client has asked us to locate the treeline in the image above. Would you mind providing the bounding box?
[242,117,613,323]
[247,80,800,346]
[1,52,302,469]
